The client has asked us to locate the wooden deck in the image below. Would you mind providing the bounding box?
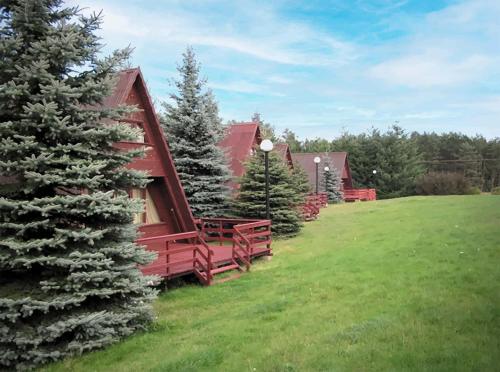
[301,192,328,221]
[137,218,272,285]
[343,188,377,202]
[141,242,271,278]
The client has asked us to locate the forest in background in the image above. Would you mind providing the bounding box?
[258,122,500,198]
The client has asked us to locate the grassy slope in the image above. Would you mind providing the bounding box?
[46,196,500,371]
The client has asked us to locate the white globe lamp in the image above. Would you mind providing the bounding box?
[260,139,273,152]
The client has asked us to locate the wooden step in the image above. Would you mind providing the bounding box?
[213,273,242,284]
[210,263,240,275]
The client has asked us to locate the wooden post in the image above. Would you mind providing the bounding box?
[218,220,223,246]
[192,240,196,270]
[265,151,270,220]
[207,248,212,285]
[166,240,169,277]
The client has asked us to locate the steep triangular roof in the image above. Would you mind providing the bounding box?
[274,143,294,169]
[291,152,353,189]
[106,68,196,232]
[219,122,262,180]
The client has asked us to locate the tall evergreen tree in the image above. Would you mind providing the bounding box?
[331,126,423,198]
[281,128,302,153]
[322,164,343,203]
[161,47,230,217]
[204,89,226,141]
[459,142,483,188]
[290,164,311,200]
[0,2,156,369]
[232,151,302,237]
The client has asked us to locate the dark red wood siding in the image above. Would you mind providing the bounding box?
[105,68,195,234]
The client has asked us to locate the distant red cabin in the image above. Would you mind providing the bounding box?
[292,152,353,190]
[218,122,262,189]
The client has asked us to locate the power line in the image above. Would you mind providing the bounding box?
[419,158,500,164]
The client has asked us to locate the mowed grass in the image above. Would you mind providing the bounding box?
[46,195,500,371]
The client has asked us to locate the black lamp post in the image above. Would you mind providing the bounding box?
[314,156,321,194]
[260,139,273,220]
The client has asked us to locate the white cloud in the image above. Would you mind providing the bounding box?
[370,52,492,88]
[267,75,293,85]
[368,0,500,88]
[402,111,455,120]
[452,95,500,114]
[209,80,265,94]
[69,0,500,138]
[75,0,357,67]
[336,105,377,118]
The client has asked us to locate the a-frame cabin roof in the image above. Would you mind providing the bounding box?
[291,152,353,189]
[105,68,196,233]
[274,143,294,169]
[218,122,262,180]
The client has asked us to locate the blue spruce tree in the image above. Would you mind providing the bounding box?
[322,163,343,203]
[0,1,156,369]
[161,48,230,217]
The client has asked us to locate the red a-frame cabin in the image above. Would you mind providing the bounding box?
[219,123,296,186]
[107,69,272,285]
[218,121,262,190]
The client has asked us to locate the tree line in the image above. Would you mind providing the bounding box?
[281,127,500,197]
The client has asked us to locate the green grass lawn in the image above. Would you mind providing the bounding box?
[45,195,500,371]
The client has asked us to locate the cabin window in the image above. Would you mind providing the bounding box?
[145,189,160,223]
[130,188,146,224]
[129,188,161,224]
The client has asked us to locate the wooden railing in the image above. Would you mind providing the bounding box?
[343,188,377,202]
[136,230,214,285]
[301,200,319,221]
[300,192,328,221]
[198,218,272,271]
[233,219,272,266]
[317,192,328,207]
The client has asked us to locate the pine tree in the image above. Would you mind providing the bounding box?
[0,2,156,369]
[459,142,483,188]
[281,128,302,153]
[290,164,311,204]
[161,47,230,217]
[204,89,226,142]
[331,126,423,198]
[322,164,343,203]
[232,151,302,237]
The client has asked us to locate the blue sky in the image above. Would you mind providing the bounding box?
[72,0,500,139]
